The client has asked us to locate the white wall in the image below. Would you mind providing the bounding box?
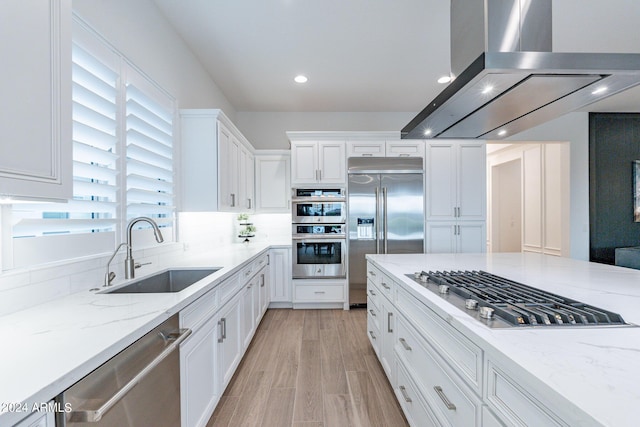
[235,112,415,149]
[72,0,236,117]
[507,113,589,260]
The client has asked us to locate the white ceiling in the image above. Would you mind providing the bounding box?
[153,0,640,114]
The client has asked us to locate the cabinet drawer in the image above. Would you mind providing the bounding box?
[378,273,395,301]
[367,314,381,355]
[294,284,344,302]
[396,360,439,427]
[367,265,382,288]
[367,278,380,308]
[218,272,240,306]
[367,296,381,331]
[486,361,565,427]
[180,288,218,330]
[397,286,482,393]
[396,315,480,427]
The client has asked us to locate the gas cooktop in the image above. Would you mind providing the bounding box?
[407,270,628,328]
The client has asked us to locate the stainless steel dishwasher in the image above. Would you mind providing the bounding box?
[55,314,191,426]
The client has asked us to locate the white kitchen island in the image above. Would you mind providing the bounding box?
[366,252,640,427]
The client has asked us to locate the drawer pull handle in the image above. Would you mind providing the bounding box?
[369,290,376,296]
[369,271,376,276]
[369,309,377,317]
[381,282,390,290]
[399,338,412,351]
[399,386,412,403]
[314,291,326,294]
[369,331,376,340]
[434,386,456,410]
[387,312,393,333]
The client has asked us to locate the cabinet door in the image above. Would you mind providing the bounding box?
[241,279,256,350]
[458,222,486,253]
[386,140,425,158]
[217,294,242,390]
[426,143,457,220]
[380,296,396,386]
[180,316,218,427]
[239,146,254,211]
[426,222,457,253]
[291,142,318,184]
[457,142,486,220]
[318,141,346,184]
[181,112,219,211]
[255,154,291,212]
[347,141,385,157]
[258,268,269,316]
[269,248,292,303]
[0,0,72,200]
[219,126,241,211]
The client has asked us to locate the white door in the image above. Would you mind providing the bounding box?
[318,141,346,184]
[217,295,242,389]
[255,155,291,212]
[426,143,457,220]
[269,248,292,303]
[291,142,319,184]
[426,222,456,253]
[457,142,486,220]
[458,222,486,253]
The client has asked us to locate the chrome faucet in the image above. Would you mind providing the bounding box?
[104,242,130,287]
[125,217,164,279]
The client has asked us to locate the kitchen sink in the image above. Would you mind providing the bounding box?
[104,268,221,294]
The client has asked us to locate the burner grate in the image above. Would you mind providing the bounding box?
[416,270,626,327]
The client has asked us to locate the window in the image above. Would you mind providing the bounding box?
[9,16,175,269]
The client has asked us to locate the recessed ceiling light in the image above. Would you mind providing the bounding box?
[592,86,608,95]
[437,75,452,84]
[294,75,308,83]
[497,129,507,136]
[424,129,433,136]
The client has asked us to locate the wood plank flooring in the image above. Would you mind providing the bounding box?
[207,309,408,427]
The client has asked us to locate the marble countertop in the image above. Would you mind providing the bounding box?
[0,241,288,426]
[366,252,640,427]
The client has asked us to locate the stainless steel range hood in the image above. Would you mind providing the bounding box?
[402,0,640,140]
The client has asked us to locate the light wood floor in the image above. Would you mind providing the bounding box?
[207,308,409,427]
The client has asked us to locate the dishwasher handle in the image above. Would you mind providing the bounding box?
[69,327,192,423]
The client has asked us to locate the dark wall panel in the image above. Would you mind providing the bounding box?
[589,113,640,264]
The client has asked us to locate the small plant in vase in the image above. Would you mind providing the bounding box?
[237,213,256,243]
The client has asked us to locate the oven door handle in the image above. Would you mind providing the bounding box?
[68,328,192,423]
[292,237,346,243]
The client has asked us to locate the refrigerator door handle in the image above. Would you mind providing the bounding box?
[383,187,388,254]
[375,186,380,254]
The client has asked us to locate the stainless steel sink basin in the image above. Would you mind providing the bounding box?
[104,268,221,294]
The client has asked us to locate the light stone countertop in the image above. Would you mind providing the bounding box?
[0,241,289,426]
[366,252,640,427]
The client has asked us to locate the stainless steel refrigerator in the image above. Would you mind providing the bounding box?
[348,157,424,307]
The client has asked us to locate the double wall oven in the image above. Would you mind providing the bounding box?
[292,188,346,279]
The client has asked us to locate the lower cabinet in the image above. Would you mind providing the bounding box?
[179,252,270,427]
[395,361,440,427]
[269,247,292,307]
[180,315,218,427]
[379,293,396,384]
[426,221,486,253]
[216,293,242,390]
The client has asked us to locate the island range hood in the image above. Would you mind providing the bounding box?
[402,0,640,140]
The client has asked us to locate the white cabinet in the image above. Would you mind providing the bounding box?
[426,141,486,254]
[255,153,290,212]
[258,268,270,317]
[216,292,242,390]
[426,221,486,254]
[269,247,292,307]
[379,290,396,385]
[240,273,259,350]
[290,141,346,185]
[426,141,485,221]
[347,140,425,158]
[180,315,218,427]
[180,109,255,212]
[0,0,72,201]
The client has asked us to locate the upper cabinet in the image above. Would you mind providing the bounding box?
[180,109,255,212]
[347,140,425,158]
[290,141,346,185]
[426,141,486,221]
[0,0,72,200]
[255,152,290,212]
